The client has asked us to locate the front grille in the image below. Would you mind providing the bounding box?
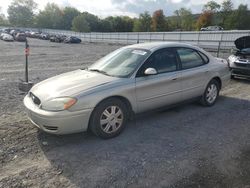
[29,92,41,105]
[43,126,58,131]
[235,62,250,68]
[232,69,250,76]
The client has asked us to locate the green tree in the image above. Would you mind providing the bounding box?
[105,16,134,32]
[173,8,194,31]
[100,18,113,32]
[7,0,37,27]
[61,7,80,30]
[203,1,221,12]
[133,11,151,32]
[220,0,233,28]
[82,12,100,31]
[72,14,90,32]
[35,3,63,29]
[151,9,167,31]
[228,4,250,30]
[0,7,8,25]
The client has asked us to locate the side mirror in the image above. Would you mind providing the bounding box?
[144,68,157,76]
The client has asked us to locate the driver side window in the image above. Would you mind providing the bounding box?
[137,48,177,77]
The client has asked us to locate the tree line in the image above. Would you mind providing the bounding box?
[0,0,250,32]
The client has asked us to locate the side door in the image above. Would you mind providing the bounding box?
[135,48,182,113]
[175,48,211,100]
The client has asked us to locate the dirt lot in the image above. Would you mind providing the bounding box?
[0,39,250,188]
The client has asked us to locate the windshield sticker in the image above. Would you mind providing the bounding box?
[132,50,147,55]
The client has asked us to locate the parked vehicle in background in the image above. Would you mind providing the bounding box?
[39,33,50,40]
[201,26,224,31]
[24,42,230,139]
[64,36,81,43]
[1,33,14,41]
[50,35,67,43]
[228,36,250,78]
[0,28,11,34]
[30,32,41,38]
[25,31,32,37]
[15,33,27,42]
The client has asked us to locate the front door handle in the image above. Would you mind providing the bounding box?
[172,77,178,81]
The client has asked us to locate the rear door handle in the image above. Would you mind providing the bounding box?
[172,77,178,81]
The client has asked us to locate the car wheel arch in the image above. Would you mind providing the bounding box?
[211,77,222,90]
[87,96,134,130]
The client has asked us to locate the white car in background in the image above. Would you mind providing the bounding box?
[201,26,224,31]
[0,33,14,41]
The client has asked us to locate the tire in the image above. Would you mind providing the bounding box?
[89,98,128,139]
[200,79,220,106]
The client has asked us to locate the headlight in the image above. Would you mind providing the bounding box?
[41,97,77,111]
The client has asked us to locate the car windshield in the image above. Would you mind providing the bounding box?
[87,48,150,78]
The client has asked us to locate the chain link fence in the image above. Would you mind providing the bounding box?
[41,29,250,58]
[1,26,250,58]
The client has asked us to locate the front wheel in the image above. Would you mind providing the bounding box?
[89,98,128,139]
[200,80,220,106]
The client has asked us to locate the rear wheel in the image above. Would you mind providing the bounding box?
[89,98,128,139]
[200,79,220,106]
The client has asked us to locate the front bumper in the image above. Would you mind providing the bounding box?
[24,95,93,135]
[230,62,250,78]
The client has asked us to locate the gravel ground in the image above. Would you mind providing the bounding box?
[0,39,250,188]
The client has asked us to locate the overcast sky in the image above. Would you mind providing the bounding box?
[1,0,250,18]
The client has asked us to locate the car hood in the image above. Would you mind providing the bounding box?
[235,36,250,50]
[30,69,118,101]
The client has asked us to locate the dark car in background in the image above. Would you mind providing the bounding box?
[39,33,50,40]
[15,33,27,42]
[228,36,250,78]
[64,36,81,44]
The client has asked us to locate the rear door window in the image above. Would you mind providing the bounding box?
[176,48,206,70]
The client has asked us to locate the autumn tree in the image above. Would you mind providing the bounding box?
[8,0,37,27]
[202,1,221,26]
[196,11,213,30]
[133,11,152,32]
[151,9,167,31]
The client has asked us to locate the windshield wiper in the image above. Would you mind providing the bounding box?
[88,69,110,76]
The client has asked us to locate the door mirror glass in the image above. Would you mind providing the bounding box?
[144,68,157,75]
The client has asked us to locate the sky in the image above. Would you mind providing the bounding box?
[0,0,250,18]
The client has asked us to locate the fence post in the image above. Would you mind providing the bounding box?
[217,41,221,57]
[197,31,201,45]
[217,31,224,57]
[137,32,139,43]
[127,32,129,44]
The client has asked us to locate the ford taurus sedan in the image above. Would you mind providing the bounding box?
[24,42,230,138]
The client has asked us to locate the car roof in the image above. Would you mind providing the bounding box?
[125,42,197,52]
